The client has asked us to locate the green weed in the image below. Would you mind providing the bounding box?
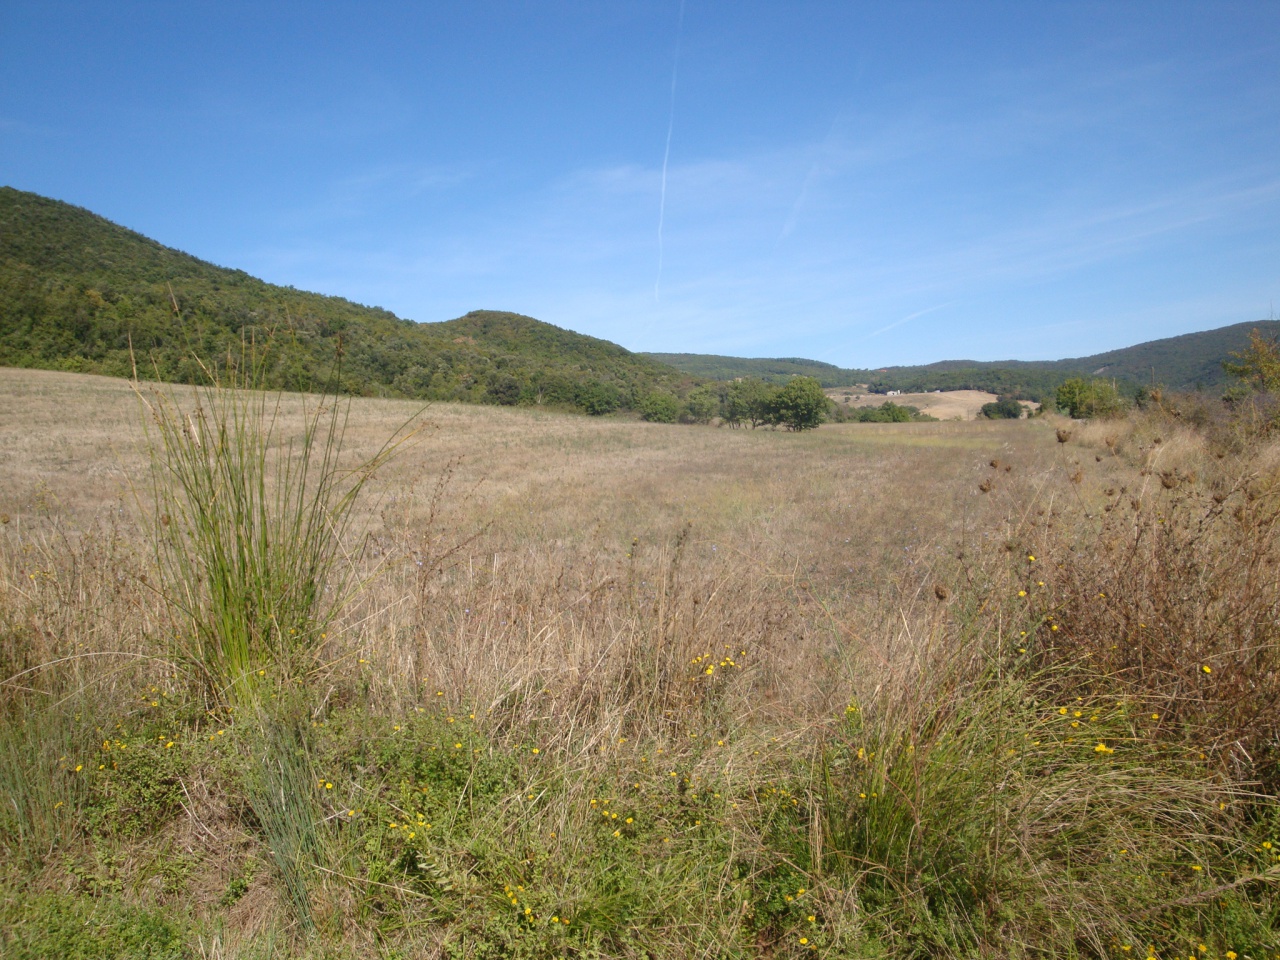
[0,892,190,960]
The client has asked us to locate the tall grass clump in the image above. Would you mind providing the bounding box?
[136,348,411,706]
[130,346,416,935]
[243,705,324,932]
[0,699,98,866]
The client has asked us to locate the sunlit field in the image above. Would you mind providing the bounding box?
[1,367,1277,960]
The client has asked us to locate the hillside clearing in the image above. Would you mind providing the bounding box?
[827,387,1006,420]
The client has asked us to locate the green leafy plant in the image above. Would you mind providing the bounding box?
[1222,328,1280,392]
[1056,376,1124,419]
[0,892,189,960]
[979,395,1024,419]
[639,390,681,423]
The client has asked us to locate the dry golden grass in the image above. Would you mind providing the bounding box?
[0,366,1052,729]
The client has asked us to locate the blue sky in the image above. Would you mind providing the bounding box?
[3,1,1278,367]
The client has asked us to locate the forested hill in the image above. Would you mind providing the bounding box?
[1038,321,1280,388]
[0,187,689,412]
[646,320,1280,400]
[642,354,861,386]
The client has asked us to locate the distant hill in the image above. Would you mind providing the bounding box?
[0,187,690,412]
[642,353,861,387]
[645,321,1280,401]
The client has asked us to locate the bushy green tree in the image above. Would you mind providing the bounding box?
[485,373,521,405]
[1055,378,1123,419]
[769,376,827,431]
[681,385,719,424]
[1082,379,1123,418]
[1222,328,1280,393]
[723,378,779,429]
[980,396,1024,419]
[853,401,916,423]
[575,381,620,416]
[638,390,680,423]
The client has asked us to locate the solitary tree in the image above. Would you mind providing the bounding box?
[770,376,827,431]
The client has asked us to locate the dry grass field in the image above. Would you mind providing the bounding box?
[1,366,1277,960]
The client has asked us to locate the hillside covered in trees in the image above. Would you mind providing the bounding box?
[647,320,1280,401]
[642,354,863,387]
[0,188,690,413]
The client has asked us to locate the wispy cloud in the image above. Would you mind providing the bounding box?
[655,0,685,301]
[870,303,953,338]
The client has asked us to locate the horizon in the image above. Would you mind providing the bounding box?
[3,2,1278,368]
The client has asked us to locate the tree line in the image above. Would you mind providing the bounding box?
[636,377,936,430]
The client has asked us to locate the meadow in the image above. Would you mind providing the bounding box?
[0,366,1277,960]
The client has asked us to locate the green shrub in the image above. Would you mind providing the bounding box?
[486,373,522,405]
[1222,328,1280,393]
[680,385,719,424]
[979,395,1023,419]
[769,376,827,431]
[853,400,917,423]
[1056,376,1124,418]
[639,390,680,423]
[722,377,779,428]
[820,641,1274,957]
[575,381,621,415]
[0,893,190,960]
[84,730,190,839]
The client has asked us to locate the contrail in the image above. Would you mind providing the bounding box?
[870,302,953,338]
[655,0,685,301]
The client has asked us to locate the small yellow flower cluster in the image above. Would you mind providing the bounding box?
[137,684,172,708]
[503,883,571,926]
[691,647,746,678]
[386,814,431,839]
